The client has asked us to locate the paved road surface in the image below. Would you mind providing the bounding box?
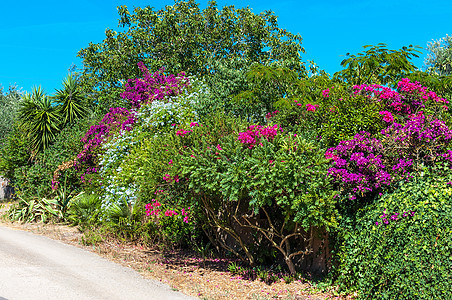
[0,225,197,300]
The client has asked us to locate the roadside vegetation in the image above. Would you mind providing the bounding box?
[1,1,452,299]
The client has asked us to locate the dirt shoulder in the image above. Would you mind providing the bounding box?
[0,202,342,300]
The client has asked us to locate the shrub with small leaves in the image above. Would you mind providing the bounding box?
[334,166,452,299]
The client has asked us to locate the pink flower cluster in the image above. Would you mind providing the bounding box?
[146,199,190,223]
[238,124,282,149]
[322,88,331,98]
[121,62,190,109]
[306,103,319,111]
[353,79,449,124]
[375,209,415,226]
[164,209,178,217]
[397,78,448,104]
[145,199,162,216]
[163,174,180,183]
[176,129,192,137]
[325,151,339,161]
[379,111,394,123]
[353,84,399,100]
[265,110,279,119]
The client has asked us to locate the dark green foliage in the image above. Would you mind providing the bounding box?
[334,166,452,299]
[0,126,31,181]
[11,117,94,199]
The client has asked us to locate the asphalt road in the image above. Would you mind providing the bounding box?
[0,225,197,300]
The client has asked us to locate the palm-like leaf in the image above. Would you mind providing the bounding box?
[53,75,87,125]
[18,86,61,153]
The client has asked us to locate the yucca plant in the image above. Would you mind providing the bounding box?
[53,74,87,126]
[18,86,61,154]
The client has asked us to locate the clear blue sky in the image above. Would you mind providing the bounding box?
[1,0,450,94]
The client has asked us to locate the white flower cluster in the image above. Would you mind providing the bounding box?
[97,76,210,210]
[99,128,139,209]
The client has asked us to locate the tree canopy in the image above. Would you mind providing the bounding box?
[77,0,306,112]
[333,43,421,87]
[425,34,452,76]
[0,86,21,142]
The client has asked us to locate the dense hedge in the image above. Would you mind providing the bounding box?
[335,166,452,299]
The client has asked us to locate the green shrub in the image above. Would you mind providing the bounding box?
[334,166,452,299]
[0,124,31,178]
[11,118,90,199]
[179,115,337,273]
[66,192,103,228]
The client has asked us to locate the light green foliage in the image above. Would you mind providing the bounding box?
[232,64,299,123]
[333,43,421,87]
[118,130,182,204]
[335,166,452,299]
[425,34,452,76]
[274,80,386,147]
[77,0,305,111]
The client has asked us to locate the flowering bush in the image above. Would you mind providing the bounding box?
[326,132,391,200]
[121,62,190,109]
[179,114,337,273]
[76,107,135,185]
[237,124,282,149]
[326,79,452,199]
[77,64,203,211]
[143,198,193,247]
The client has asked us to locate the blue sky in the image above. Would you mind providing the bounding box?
[1,0,450,94]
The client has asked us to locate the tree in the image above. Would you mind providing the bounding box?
[425,34,452,76]
[0,85,21,142]
[77,0,305,112]
[231,64,299,123]
[333,43,421,87]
